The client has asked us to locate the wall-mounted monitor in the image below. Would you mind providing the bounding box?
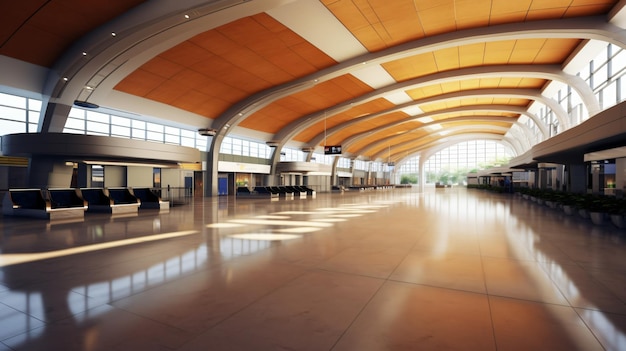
[324,145,342,155]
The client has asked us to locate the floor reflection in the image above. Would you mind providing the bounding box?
[0,189,625,350]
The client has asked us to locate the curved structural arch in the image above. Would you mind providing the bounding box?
[364,127,517,162]
[387,133,520,166]
[350,116,532,159]
[271,64,584,149]
[50,16,618,146]
[394,135,517,170]
[305,88,552,148]
[339,106,540,150]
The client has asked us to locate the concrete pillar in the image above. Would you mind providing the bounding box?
[536,168,548,189]
[616,158,626,196]
[591,163,601,194]
[39,103,72,133]
[418,158,425,193]
[567,163,587,194]
[27,156,74,188]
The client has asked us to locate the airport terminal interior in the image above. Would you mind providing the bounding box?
[2,0,626,350]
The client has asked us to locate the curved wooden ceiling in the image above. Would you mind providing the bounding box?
[0,0,146,67]
[0,0,619,164]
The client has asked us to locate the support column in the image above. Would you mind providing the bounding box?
[537,168,547,189]
[27,156,74,188]
[567,163,587,194]
[205,137,219,197]
[331,156,339,186]
[39,102,72,133]
[418,157,426,193]
[616,158,626,197]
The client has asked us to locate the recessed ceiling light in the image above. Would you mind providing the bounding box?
[63,77,68,81]
[111,32,116,37]
[82,52,87,56]
[184,14,190,19]
[85,86,93,90]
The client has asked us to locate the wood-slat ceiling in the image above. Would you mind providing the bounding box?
[1,0,619,163]
[381,38,582,82]
[0,0,147,67]
[239,74,374,133]
[322,0,614,52]
[115,13,337,121]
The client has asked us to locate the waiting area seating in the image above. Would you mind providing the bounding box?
[131,188,169,210]
[236,186,316,199]
[79,188,140,214]
[236,186,279,199]
[2,188,87,220]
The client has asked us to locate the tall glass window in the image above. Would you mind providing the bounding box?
[0,92,40,135]
[396,140,513,184]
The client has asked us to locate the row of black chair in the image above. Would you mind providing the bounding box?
[236,186,316,199]
[2,187,167,220]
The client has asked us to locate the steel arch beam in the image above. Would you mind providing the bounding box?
[305,88,551,148]
[341,107,536,150]
[373,133,520,164]
[272,64,583,149]
[394,135,517,169]
[361,127,515,161]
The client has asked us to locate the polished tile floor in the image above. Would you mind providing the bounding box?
[1,188,626,350]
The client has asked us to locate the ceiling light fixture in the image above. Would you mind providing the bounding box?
[198,128,217,136]
[74,100,99,109]
[184,14,190,19]
[82,52,87,56]
[111,32,116,37]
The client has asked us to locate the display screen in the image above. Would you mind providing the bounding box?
[324,145,342,155]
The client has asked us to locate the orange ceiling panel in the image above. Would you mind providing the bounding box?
[442,121,513,128]
[294,98,396,142]
[406,77,547,101]
[419,97,530,113]
[240,74,374,134]
[0,0,146,67]
[346,124,428,152]
[325,111,413,146]
[322,0,425,52]
[114,69,167,97]
[383,38,581,82]
[454,0,492,28]
[116,13,336,120]
[564,3,617,17]
[417,1,457,36]
[324,0,615,53]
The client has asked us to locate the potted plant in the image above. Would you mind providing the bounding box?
[586,195,615,225]
[560,193,581,216]
[607,198,626,229]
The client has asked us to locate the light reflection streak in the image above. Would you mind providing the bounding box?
[275,227,322,233]
[0,230,199,267]
[481,195,626,350]
[228,233,302,241]
[316,208,376,212]
[227,219,333,227]
[206,223,246,228]
[273,211,334,215]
